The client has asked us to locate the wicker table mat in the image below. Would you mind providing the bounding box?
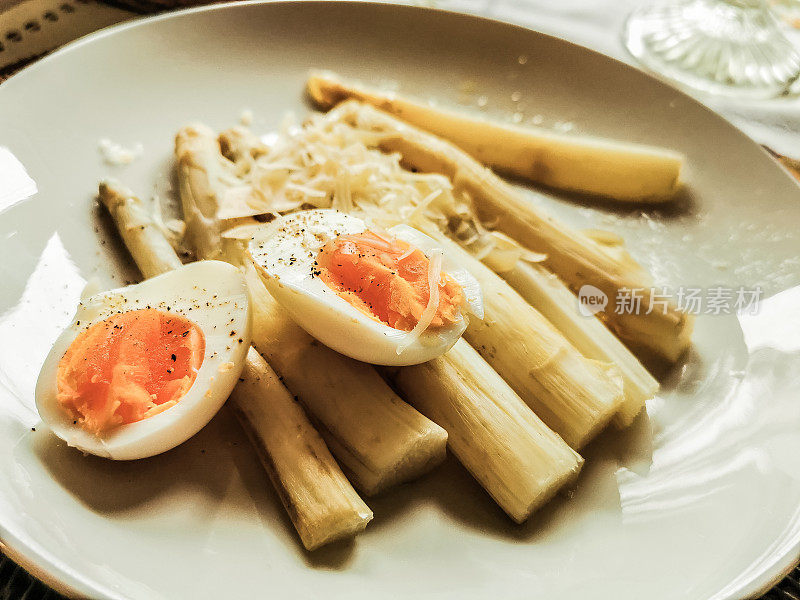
[1,1,799,598]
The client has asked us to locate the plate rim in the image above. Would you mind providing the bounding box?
[0,2,798,598]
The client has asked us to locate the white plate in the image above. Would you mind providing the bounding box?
[1,2,799,598]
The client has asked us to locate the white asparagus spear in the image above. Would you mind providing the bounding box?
[231,348,373,550]
[482,256,658,427]
[389,339,583,523]
[99,180,183,278]
[307,71,684,202]
[324,101,693,363]
[428,229,624,449]
[175,126,448,495]
[174,124,234,260]
[97,180,372,549]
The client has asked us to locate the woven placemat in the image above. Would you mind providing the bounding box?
[2,550,799,599]
[1,553,65,600]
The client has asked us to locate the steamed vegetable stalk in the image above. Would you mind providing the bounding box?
[389,339,583,523]
[231,349,373,550]
[482,257,658,427]
[99,180,183,278]
[421,227,625,449]
[175,125,448,495]
[98,180,372,549]
[323,101,693,363]
[307,71,684,202]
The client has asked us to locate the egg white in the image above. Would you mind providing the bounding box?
[35,260,252,460]
[247,210,482,366]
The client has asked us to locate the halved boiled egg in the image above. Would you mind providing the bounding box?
[35,260,251,460]
[247,209,482,366]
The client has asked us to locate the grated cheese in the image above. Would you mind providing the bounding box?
[396,248,443,355]
[218,111,537,272]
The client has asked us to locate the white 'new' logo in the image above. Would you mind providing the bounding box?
[577,284,608,317]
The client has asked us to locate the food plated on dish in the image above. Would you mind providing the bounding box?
[3,4,800,598]
[33,71,696,552]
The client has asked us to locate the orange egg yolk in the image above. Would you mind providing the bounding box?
[56,308,205,434]
[316,231,463,332]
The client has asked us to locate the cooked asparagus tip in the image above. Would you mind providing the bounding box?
[98,180,184,279]
[391,339,583,523]
[324,101,694,362]
[218,126,269,175]
[174,124,239,261]
[243,263,448,496]
[307,71,684,202]
[485,259,659,427]
[175,125,448,495]
[231,348,373,550]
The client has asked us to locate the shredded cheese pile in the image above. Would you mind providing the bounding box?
[244,114,460,226]
[214,111,543,271]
